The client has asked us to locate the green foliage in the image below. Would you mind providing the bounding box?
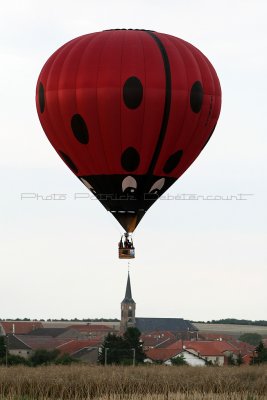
[0,336,6,358]
[55,353,78,365]
[239,333,262,346]
[0,353,31,366]
[254,341,267,364]
[7,354,31,366]
[30,349,60,366]
[227,353,236,366]
[123,327,145,363]
[0,348,78,367]
[171,354,188,366]
[99,333,131,365]
[99,328,145,365]
[226,352,244,366]
[236,353,244,366]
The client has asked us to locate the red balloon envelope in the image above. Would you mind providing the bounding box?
[36,29,221,233]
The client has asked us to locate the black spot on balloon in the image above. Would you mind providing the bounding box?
[123,77,143,109]
[71,114,89,144]
[38,82,45,113]
[121,147,140,172]
[59,151,78,174]
[163,150,183,174]
[190,81,203,113]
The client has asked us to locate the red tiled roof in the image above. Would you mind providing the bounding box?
[165,339,183,350]
[165,340,238,356]
[1,322,43,335]
[145,347,182,362]
[183,341,237,356]
[57,339,102,355]
[228,339,255,356]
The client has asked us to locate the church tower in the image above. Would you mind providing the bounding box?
[120,272,136,333]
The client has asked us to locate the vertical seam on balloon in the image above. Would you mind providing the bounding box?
[164,35,202,178]
[138,32,147,175]
[120,31,126,172]
[58,35,95,174]
[182,40,203,154]
[177,41,204,177]
[95,32,115,176]
[45,40,79,171]
[161,35,189,176]
[145,31,172,175]
[138,32,152,208]
[55,37,90,174]
[182,43,212,157]
[74,33,102,174]
[173,40,217,177]
[172,36,196,172]
[204,53,221,132]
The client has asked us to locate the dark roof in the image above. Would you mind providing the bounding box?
[7,334,31,350]
[121,272,135,304]
[28,328,68,337]
[14,335,70,350]
[135,318,197,333]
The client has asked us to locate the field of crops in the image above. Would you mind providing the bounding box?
[0,364,266,400]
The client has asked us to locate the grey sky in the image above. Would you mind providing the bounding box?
[1,0,266,321]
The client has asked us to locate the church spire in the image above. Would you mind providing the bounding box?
[120,271,136,333]
[122,272,135,303]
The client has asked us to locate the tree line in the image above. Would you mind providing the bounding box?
[204,319,267,326]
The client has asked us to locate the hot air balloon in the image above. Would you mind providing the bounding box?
[36,29,221,259]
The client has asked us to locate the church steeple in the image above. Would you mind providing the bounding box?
[123,272,134,303]
[120,271,136,333]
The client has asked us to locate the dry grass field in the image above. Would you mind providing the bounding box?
[0,364,266,400]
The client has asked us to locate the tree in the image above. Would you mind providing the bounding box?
[254,341,267,364]
[0,336,6,358]
[98,333,127,365]
[123,327,145,364]
[98,328,145,365]
[239,333,262,346]
[30,349,60,366]
[227,353,236,366]
[5,354,31,366]
[171,354,187,366]
[236,352,243,366]
[55,353,78,365]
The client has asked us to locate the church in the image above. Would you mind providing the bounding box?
[120,272,197,336]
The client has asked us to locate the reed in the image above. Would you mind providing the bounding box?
[0,364,266,399]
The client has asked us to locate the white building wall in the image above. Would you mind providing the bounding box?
[181,351,206,366]
[9,349,33,359]
[164,351,206,367]
[185,348,225,366]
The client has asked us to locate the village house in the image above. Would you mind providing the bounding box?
[145,346,207,366]
[6,333,102,363]
[0,273,259,365]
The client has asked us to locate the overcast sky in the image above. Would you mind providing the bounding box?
[1,0,266,322]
